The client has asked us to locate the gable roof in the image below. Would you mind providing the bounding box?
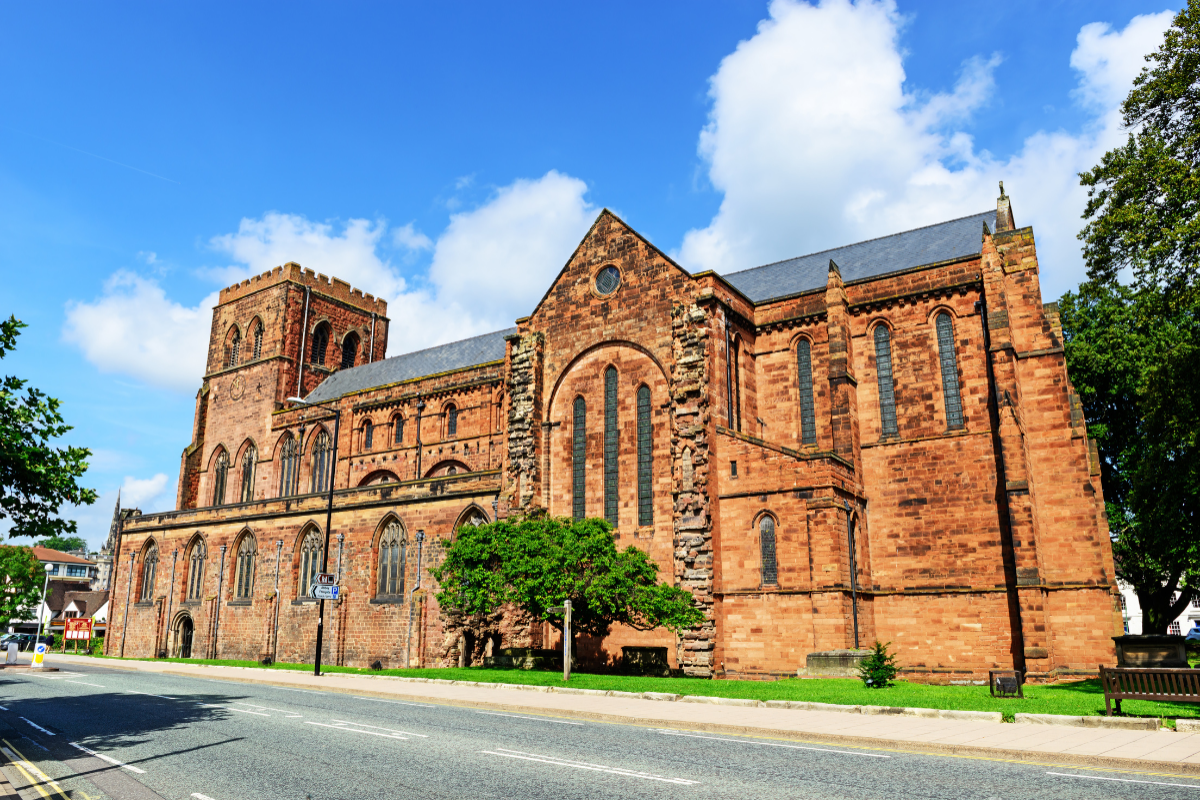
[63,591,109,618]
[30,546,95,565]
[720,210,996,303]
[305,327,517,403]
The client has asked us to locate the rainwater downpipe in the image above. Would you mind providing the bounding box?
[403,530,425,668]
[212,544,227,659]
[272,539,283,662]
[296,286,311,398]
[845,502,860,650]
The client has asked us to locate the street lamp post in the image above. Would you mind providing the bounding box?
[287,396,341,677]
[32,563,53,668]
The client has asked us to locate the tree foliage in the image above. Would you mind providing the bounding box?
[0,546,46,630]
[36,535,87,553]
[433,516,704,641]
[858,640,899,689]
[0,316,97,540]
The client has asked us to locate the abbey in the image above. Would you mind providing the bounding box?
[108,191,1121,680]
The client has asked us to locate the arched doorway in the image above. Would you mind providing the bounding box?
[176,615,194,659]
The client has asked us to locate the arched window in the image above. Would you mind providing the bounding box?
[140,542,158,601]
[572,396,586,520]
[362,420,374,451]
[393,416,405,446]
[935,313,964,429]
[446,404,458,437]
[796,339,816,445]
[604,366,618,527]
[234,534,256,600]
[212,450,229,506]
[310,323,330,366]
[227,329,240,368]
[298,528,324,597]
[240,445,256,503]
[278,435,299,497]
[873,325,898,437]
[252,320,264,360]
[340,332,359,370]
[377,520,406,599]
[636,385,652,526]
[760,516,777,586]
[731,336,742,432]
[310,430,331,493]
[186,538,206,601]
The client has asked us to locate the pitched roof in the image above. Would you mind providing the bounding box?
[62,591,109,618]
[30,546,95,565]
[305,327,517,403]
[720,210,996,303]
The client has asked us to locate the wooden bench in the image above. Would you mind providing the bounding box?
[1099,665,1200,715]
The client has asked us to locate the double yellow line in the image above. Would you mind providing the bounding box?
[0,738,70,800]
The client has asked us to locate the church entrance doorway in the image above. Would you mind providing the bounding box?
[177,616,194,659]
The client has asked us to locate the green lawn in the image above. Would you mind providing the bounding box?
[70,653,1200,721]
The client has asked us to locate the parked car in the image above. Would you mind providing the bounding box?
[3,633,53,651]
[1186,625,1200,642]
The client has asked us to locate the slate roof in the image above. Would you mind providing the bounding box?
[305,327,517,403]
[720,210,996,303]
[62,591,109,618]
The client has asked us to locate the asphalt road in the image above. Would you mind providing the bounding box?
[0,663,1197,800]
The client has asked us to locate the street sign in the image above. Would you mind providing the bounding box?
[309,584,339,601]
[65,618,92,640]
[315,573,336,586]
[32,642,47,668]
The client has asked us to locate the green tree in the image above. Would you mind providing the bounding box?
[433,516,704,649]
[0,546,46,630]
[1,316,97,540]
[35,535,87,553]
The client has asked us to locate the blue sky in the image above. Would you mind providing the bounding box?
[0,0,1179,549]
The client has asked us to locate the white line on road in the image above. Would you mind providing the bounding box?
[477,711,583,726]
[65,681,105,688]
[20,717,55,736]
[233,703,301,717]
[197,704,270,716]
[127,690,177,700]
[304,721,408,740]
[481,749,699,785]
[351,695,437,708]
[1048,772,1200,789]
[655,729,891,758]
[191,794,218,800]
[1,744,69,796]
[0,705,8,711]
[69,741,146,774]
[330,720,427,737]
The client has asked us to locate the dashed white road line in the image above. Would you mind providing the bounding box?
[20,717,55,736]
[303,721,408,740]
[0,705,8,711]
[353,696,436,708]
[65,681,105,688]
[1,742,69,798]
[197,704,270,716]
[127,690,177,700]
[477,711,583,726]
[1048,772,1200,790]
[655,729,891,758]
[191,794,218,800]
[69,741,146,774]
[481,748,698,785]
[330,720,427,737]
[233,703,301,717]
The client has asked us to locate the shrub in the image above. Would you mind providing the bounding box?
[858,640,899,688]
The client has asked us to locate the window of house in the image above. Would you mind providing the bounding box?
[760,516,777,586]
[572,396,586,521]
[66,565,87,577]
[140,543,158,601]
[873,325,898,437]
[47,564,59,576]
[362,420,374,451]
[636,385,652,526]
[604,366,618,527]
[310,430,331,493]
[252,321,263,360]
[234,535,256,600]
[935,313,964,429]
[446,404,458,437]
[298,528,324,596]
[212,450,229,506]
[186,540,206,601]
[227,330,240,368]
[1170,621,1182,636]
[240,445,256,503]
[796,339,816,445]
[377,521,406,599]
[393,416,405,445]
[278,435,299,497]
[310,323,330,366]
[340,332,359,370]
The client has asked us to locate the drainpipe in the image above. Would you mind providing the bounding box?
[723,308,734,428]
[271,540,283,662]
[845,502,860,650]
[212,544,227,659]
[334,532,345,667]
[296,286,311,399]
[403,530,425,668]
[163,550,178,658]
[414,401,426,480]
[119,552,135,658]
[369,313,376,363]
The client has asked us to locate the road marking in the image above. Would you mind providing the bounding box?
[1048,771,1200,789]
[127,690,177,700]
[68,741,146,774]
[20,717,55,736]
[192,794,218,800]
[655,728,890,758]
[477,711,583,726]
[0,705,8,711]
[330,720,427,737]
[197,704,270,716]
[1,740,70,800]
[233,703,301,717]
[304,721,408,740]
[354,696,436,708]
[481,749,699,785]
[65,681,105,688]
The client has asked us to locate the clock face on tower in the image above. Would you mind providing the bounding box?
[230,375,245,401]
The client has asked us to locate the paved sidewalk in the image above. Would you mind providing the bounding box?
[33,654,1200,777]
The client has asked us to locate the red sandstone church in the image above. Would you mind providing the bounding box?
[106,190,1121,680]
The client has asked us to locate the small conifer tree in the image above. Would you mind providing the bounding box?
[858,640,899,688]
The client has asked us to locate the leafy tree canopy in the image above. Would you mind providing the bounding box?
[432,515,704,640]
[36,535,87,553]
[1,316,97,540]
[0,546,47,630]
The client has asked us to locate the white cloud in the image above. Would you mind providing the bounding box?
[62,271,216,392]
[120,473,171,509]
[678,0,1174,301]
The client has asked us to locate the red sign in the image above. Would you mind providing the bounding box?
[64,618,92,640]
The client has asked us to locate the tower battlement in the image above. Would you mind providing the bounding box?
[218,262,388,315]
